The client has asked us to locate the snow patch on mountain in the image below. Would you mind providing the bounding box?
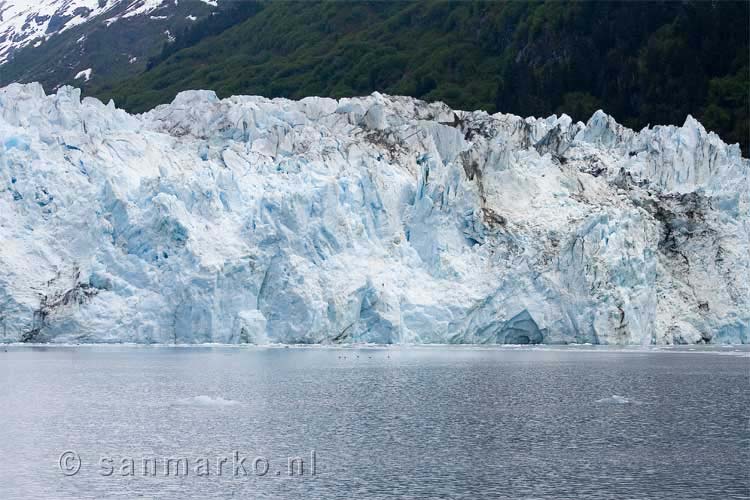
[0,83,747,344]
[73,67,91,81]
[0,0,171,63]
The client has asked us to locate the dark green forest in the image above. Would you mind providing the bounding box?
[89,1,748,153]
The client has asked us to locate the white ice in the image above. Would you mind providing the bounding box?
[0,84,747,344]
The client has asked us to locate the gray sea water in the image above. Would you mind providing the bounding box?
[0,345,748,499]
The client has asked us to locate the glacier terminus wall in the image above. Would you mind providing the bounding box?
[0,83,748,344]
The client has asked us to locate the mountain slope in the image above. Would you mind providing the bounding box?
[2,2,747,153]
[0,0,121,63]
[0,83,747,344]
[0,0,217,93]
[94,1,749,154]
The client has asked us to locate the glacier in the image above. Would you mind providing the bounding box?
[0,83,747,344]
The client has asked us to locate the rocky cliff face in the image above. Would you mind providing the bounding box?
[0,83,747,344]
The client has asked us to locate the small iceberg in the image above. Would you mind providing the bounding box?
[174,395,243,407]
[595,394,639,405]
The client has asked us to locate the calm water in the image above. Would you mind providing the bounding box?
[0,345,748,499]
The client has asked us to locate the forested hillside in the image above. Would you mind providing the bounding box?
[11,1,750,153]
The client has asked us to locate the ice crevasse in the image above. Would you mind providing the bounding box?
[0,83,747,344]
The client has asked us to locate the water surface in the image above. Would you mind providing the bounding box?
[0,345,748,499]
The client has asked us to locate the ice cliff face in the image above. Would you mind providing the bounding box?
[0,83,747,344]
